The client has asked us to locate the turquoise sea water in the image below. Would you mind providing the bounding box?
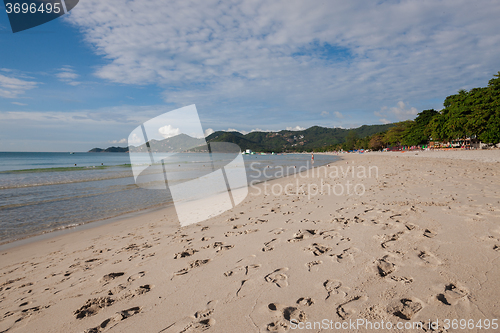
[0,152,336,243]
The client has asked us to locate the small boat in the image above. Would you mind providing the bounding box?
[69,152,75,154]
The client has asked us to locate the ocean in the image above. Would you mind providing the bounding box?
[0,152,336,244]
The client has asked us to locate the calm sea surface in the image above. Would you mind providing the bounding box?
[0,152,336,243]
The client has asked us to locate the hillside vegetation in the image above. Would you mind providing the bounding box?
[206,124,395,152]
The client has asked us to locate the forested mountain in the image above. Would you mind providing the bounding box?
[205,124,395,152]
[88,147,129,153]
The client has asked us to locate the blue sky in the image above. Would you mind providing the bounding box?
[1,0,500,151]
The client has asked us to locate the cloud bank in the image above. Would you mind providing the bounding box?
[375,101,419,124]
[66,0,500,124]
[0,73,38,98]
[56,66,81,86]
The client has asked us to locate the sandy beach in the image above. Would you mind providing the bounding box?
[1,150,499,333]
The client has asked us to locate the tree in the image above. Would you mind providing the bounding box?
[428,111,448,141]
[433,71,500,144]
[384,121,411,146]
[343,130,358,150]
[401,109,438,146]
[469,71,500,143]
[369,134,385,150]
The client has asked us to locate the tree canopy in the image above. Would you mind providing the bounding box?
[428,71,500,143]
[340,71,500,151]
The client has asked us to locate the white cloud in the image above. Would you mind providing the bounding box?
[128,133,143,145]
[205,127,277,135]
[204,128,215,137]
[321,111,329,116]
[334,111,343,119]
[0,73,38,98]
[109,138,127,144]
[250,128,275,133]
[11,102,27,106]
[66,0,500,120]
[0,105,172,125]
[375,101,418,123]
[286,126,306,131]
[56,66,81,86]
[158,124,181,138]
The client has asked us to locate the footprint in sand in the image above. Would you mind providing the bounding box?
[320,229,340,240]
[376,256,396,277]
[83,307,141,333]
[179,301,217,333]
[337,296,368,320]
[174,248,198,259]
[405,223,416,231]
[423,229,438,238]
[174,259,211,277]
[437,283,469,306]
[305,243,331,256]
[306,260,322,272]
[224,264,261,277]
[6,305,51,326]
[202,242,234,253]
[107,284,127,296]
[390,276,414,284]
[19,301,32,307]
[381,231,405,248]
[267,303,306,331]
[127,271,146,282]
[296,298,314,306]
[388,298,423,320]
[266,320,289,332]
[271,228,285,235]
[121,285,152,300]
[262,238,279,252]
[333,247,360,263]
[324,279,347,300]
[74,297,114,319]
[418,250,442,266]
[194,300,218,320]
[225,229,259,237]
[182,319,215,332]
[265,268,289,288]
[288,230,318,242]
[100,272,125,283]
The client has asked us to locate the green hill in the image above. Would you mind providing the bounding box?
[206,123,395,152]
[88,146,129,153]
